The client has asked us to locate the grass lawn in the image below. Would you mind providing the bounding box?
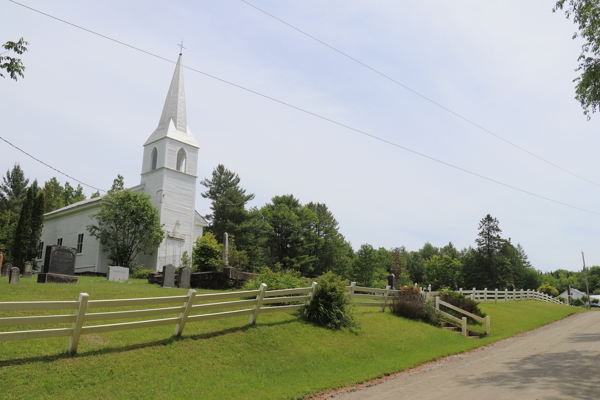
[0,276,584,399]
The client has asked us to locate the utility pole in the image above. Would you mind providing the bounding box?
[581,251,591,309]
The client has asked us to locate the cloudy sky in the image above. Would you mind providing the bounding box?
[2,0,600,272]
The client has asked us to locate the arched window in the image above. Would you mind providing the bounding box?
[176,148,186,172]
[151,147,158,171]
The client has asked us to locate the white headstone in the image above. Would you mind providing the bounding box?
[107,266,129,282]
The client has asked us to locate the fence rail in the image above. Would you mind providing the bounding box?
[0,283,316,355]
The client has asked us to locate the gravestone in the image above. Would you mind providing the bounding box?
[178,266,191,289]
[3,263,13,278]
[23,261,33,278]
[388,273,395,290]
[162,264,175,288]
[9,267,19,284]
[107,266,129,282]
[37,245,78,284]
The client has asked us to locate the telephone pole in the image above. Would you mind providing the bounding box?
[581,251,591,309]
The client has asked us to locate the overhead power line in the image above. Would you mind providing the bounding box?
[0,136,107,193]
[241,0,600,189]
[8,0,600,217]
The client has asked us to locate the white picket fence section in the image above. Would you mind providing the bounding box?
[0,282,316,355]
[435,297,491,336]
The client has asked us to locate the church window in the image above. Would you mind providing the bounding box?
[57,238,63,246]
[176,148,187,172]
[77,234,84,253]
[37,242,44,259]
[151,147,158,171]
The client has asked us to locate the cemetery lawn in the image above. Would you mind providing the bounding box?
[0,277,583,400]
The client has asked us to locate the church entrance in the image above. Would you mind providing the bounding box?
[159,238,184,269]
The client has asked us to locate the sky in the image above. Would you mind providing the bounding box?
[2,0,600,273]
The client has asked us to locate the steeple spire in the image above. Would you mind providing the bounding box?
[158,54,187,132]
[144,54,198,148]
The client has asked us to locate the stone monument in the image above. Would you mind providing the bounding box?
[388,273,395,290]
[162,264,176,288]
[37,245,78,284]
[3,262,13,278]
[9,267,19,284]
[178,266,191,289]
[107,266,129,282]
[23,261,33,278]
[223,232,229,267]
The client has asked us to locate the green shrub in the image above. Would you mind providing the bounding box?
[557,296,567,303]
[389,288,439,327]
[537,283,559,297]
[243,267,306,291]
[572,298,585,307]
[592,298,599,304]
[302,272,356,329]
[131,268,153,279]
[439,288,486,324]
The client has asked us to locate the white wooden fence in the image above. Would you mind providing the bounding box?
[0,282,316,355]
[435,297,491,336]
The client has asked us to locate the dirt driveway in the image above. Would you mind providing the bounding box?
[328,311,600,400]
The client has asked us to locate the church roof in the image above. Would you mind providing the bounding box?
[144,54,199,148]
[44,196,104,217]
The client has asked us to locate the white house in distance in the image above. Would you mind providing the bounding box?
[38,53,208,274]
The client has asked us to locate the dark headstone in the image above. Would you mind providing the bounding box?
[23,261,33,278]
[3,263,13,278]
[43,245,76,275]
[179,266,191,289]
[162,264,175,288]
[37,273,78,284]
[388,273,396,290]
[9,267,20,284]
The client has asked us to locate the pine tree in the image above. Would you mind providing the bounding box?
[12,183,43,271]
[200,165,254,243]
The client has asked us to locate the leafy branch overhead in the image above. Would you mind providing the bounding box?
[1,38,28,81]
[554,1,600,119]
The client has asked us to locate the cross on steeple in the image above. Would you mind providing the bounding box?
[177,40,186,55]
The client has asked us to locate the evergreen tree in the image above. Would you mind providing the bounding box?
[0,163,29,213]
[12,183,44,271]
[201,165,254,243]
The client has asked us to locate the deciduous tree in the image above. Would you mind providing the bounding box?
[0,38,28,81]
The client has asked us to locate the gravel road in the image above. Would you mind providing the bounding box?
[328,312,600,400]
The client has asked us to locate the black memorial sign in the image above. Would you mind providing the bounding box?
[43,245,77,275]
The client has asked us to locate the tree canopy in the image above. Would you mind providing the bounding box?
[0,38,28,81]
[87,188,164,269]
[554,0,600,118]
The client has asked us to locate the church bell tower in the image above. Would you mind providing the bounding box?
[138,53,200,271]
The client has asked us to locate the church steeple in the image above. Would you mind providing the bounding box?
[144,54,198,148]
[158,54,187,132]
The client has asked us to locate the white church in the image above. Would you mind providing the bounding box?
[38,53,208,274]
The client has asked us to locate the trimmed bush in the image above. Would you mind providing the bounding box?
[538,283,559,297]
[131,268,153,279]
[243,267,307,291]
[439,288,486,324]
[389,288,439,326]
[302,272,355,329]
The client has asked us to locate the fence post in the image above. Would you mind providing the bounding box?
[459,288,463,296]
[485,316,491,335]
[381,285,390,312]
[462,317,468,337]
[495,288,498,303]
[173,289,196,337]
[472,287,476,301]
[348,282,356,301]
[248,283,267,325]
[504,288,508,303]
[520,289,524,300]
[68,292,89,355]
[308,281,317,305]
[527,289,531,299]
[484,288,488,303]
[436,296,440,311]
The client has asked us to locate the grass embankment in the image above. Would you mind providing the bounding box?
[0,277,584,400]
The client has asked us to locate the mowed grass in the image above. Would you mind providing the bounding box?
[0,276,584,400]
